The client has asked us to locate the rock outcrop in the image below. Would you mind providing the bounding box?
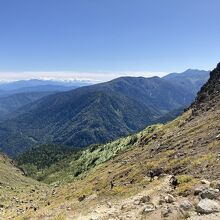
[191,62,220,114]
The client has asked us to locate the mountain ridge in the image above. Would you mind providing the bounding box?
[0,70,209,157]
[191,63,220,114]
[0,91,55,121]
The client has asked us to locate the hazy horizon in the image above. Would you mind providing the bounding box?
[0,0,219,82]
[0,70,167,83]
[0,67,211,83]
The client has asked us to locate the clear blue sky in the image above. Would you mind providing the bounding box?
[0,0,219,80]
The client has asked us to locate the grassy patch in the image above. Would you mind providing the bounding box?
[177,175,198,196]
[190,153,216,169]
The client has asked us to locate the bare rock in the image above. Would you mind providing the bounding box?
[194,186,206,195]
[133,199,140,205]
[165,194,175,203]
[148,167,164,179]
[121,203,134,211]
[161,206,173,218]
[196,199,220,214]
[200,188,219,200]
[78,195,86,202]
[106,202,112,208]
[142,203,155,214]
[159,196,166,205]
[140,196,151,204]
[179,200,193,211]
[201,179,211,185]
[170,175,179,189]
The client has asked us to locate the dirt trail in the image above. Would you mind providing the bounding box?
[69,175,178,220]
[64,175,220,220]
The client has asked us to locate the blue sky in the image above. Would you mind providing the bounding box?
[0,0,219,81]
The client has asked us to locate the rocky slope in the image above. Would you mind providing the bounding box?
[0,154,51,219]
[191,63,220,114]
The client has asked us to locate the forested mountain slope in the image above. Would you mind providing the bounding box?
[0,70,209,157]
[0,91,54,121]
[0,73,207,157]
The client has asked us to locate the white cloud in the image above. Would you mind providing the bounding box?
[0,71,167,83]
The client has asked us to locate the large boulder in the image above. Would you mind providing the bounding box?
[196,199,220,214]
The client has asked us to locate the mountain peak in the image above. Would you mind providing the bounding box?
[191,62,220,114]
[210,62,220,80]
[184,68,200,73]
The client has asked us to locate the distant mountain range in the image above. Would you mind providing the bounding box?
[0,70,209,156]
[0,79,93,121]
[0,79,92,97]
[0,78,92,90]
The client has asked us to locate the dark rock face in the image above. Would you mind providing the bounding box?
[191,62,220,114]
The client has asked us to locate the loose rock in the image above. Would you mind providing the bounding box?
[196,199,220,214]
[106,202,112,208]
[78,195,86,202]
[200,188,219,200]
[161,206,172,218]
[140,196,151,204]
[194,186,206,195]
[179,200,193,211]
[165,194,175,203]
[142,203,155,214]
[201,179,210,185]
